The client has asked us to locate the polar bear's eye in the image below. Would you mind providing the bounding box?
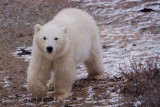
[55,37,58,40]
[43,37,46,40]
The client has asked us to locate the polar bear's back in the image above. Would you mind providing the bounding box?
[54,8,96,28]
[53,8,98,38]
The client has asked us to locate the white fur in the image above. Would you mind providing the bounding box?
[27,8,104,99]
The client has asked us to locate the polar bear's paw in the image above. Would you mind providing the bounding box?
[51,92,71,100]
[27,80,47,98]
[88,73,105,80]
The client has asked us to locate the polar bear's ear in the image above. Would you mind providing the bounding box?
[34,24,42,33]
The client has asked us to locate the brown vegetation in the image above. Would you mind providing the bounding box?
[118,57,160,106]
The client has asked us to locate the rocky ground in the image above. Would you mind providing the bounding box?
[0,0,160,106]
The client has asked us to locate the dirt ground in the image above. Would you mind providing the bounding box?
[0,0,160,106]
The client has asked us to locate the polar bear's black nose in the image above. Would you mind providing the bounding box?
[46,46,53,53]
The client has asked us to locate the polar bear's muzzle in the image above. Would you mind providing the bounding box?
[46,46,53,53]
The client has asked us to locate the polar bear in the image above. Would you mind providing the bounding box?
[27,8,104,100]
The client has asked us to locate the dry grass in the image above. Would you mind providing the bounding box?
[118,56,160,106]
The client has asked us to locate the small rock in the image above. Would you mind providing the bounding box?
[139,8,155,12]
[8,77,12,80]
[72,97,77,100]
[132,43,136,46]
[102,45,111,49]
[76,66,81,69]
[73,82,82,87]
[15,94,20,97]
[18,49,31,55]
[93,87,98,90]
[64,105,72,107]
[18,33,23,37]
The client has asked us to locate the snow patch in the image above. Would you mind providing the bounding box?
[1,76,11,88]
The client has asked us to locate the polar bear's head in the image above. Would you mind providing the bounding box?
[34,24,69,60]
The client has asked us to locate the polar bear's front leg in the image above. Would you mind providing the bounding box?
[47,72,54,91]
[52,64,75,100]
[27,52,52,98]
